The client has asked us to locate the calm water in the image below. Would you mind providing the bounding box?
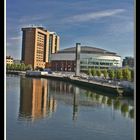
[6,75,134,140]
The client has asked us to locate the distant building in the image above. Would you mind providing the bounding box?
[122,57,134,67]
[6,56,13,65]
[21,26,60,69]
[51,46,122,72]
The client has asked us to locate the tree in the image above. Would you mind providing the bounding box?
[20,63,26,71]
[108,69,115,80]
[6,63,32,71]
[122,67,131,81]
[25,64,32,70]
[96,69,101,77]
[102,69,108,79]
[6,64,11,70]
[11,64,15,70]
[116,69,123,80]
[87,68,92,76]
[91,68,96,76]
[15,64,19,70]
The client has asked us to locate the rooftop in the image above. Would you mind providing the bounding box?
[21,26,58,35]
[57,46,119,56]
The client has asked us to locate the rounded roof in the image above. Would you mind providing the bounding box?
[57,46,118,56]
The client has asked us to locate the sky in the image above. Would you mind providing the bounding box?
[6,0,135,59]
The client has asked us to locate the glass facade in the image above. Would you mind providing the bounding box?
[80,57,120,70]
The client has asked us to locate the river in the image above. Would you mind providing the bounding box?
[6,75,134,140]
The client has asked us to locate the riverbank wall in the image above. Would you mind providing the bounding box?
[6,71,134,97]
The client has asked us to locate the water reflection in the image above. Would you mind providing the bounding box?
[121,103,129,117]
[19,78,57,121]
[73,87,79,120]
[85,91,134,119]
[129,109,134,119]
[19,77,134,122]
[114,100,121,110]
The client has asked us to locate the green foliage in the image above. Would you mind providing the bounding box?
[96,69,101,77]
[87,68,92,76]
[116,69,123,80]
[122,67,131,81]
[6,63,32,71]
[102,69,108,79]
[6,64,11,70]
[26,64,32,70]
[91,68,96,76]
[108,69,115,80]
[130,69,134,81]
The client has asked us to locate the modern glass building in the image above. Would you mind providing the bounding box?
[51,46,122,71]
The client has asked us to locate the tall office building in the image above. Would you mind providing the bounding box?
[21,26,59,69]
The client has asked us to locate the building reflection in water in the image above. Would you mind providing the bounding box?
[19,78,134,122]
[49,80,80,120]
[45,80,134,120]
[19,78,57,121]
[73,87,79,120]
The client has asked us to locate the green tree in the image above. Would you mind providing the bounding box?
[20,63,26,71]
[11,64,15,70]
[87,68,92,76]
[122,67,131,81]
[6,64,11,70]
[25,64,32,70]
[102,69,108,79]
[14,64,18,71]
[108,69,115,80]
[91,68,96,76]
[96,69,101,77]
[116,69,123,80]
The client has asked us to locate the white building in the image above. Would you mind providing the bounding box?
[51,46,122,71]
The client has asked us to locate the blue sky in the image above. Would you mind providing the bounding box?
[6,0,134,59]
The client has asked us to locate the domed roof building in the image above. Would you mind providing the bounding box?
[50,46,122,71]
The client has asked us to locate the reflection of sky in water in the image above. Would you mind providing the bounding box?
[7,75,134,140]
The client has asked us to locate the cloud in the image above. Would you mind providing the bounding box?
[107,21,134,35]
[9,36,22,40]
[65,9,125,23]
